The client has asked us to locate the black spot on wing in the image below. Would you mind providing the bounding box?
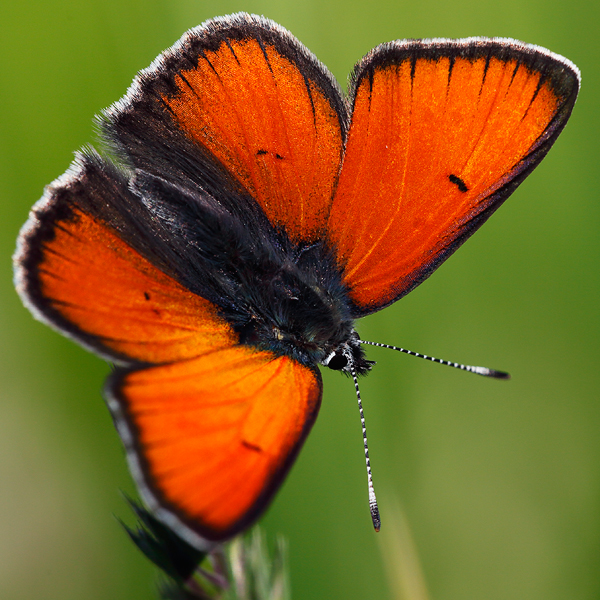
[449,173,468,192]
[255,149,285,160]
[242,440,262,453]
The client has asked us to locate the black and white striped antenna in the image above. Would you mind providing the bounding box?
[359,339,510,379]
[350,339,509,532]
[350,364,381,532]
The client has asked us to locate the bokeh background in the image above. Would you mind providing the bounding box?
[1,1,598,599]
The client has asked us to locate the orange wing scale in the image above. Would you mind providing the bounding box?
[163,37,343,242]
[34,207,236,364]
[111,347,321,540]
[328,55,563,310]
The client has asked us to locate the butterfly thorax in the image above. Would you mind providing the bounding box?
[232,241,373,375]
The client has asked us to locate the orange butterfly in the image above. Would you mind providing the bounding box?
[14,13,579,550]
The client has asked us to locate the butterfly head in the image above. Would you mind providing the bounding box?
[321,331,374,376]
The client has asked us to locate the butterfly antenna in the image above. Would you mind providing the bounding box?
[358,340,510,379]
[350,365,381,532]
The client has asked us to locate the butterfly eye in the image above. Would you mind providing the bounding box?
[323,350,348,371]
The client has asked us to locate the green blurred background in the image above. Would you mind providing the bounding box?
[1,0,598,599]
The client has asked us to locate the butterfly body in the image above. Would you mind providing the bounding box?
[134,164,371,373]
[14,14,579,548]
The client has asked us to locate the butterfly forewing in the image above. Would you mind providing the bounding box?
[328,39,579,314]
[105,14,347,243]
[14,154,237,366]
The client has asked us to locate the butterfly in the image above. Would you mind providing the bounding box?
[14,13,579,550]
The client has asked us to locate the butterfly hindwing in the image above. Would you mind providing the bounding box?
[107,347,322,545]
[327,39,580,314]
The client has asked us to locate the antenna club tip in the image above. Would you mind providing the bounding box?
[491,369,511,380]
[474,366,511,379]
[370,506,381,532]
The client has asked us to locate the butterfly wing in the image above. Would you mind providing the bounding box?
[14,152,239,365]
[108,348,321,546]
[104,13,347,243]
[15,149,323,546]
[327,39,580,315]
